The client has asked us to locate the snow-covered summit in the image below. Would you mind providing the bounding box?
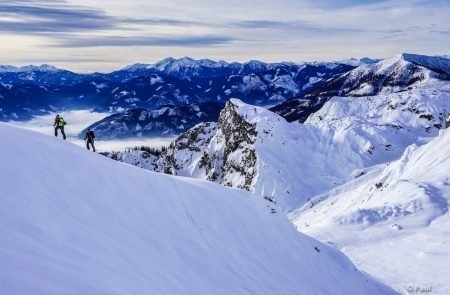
[0,122,394,294]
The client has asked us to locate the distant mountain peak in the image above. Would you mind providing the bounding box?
[122,63,151,71]
[336,57,382,67]
[0,64,62,73]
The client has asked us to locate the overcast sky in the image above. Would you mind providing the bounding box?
[0,0,448,72]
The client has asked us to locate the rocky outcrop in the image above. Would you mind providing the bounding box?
[156,100,259,191]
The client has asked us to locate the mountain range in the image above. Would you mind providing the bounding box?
[0,57,359,121]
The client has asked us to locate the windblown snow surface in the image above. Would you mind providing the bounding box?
[0,123,394,294]
[290,128,450,294]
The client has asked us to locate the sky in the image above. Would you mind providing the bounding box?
[0,0,448,72]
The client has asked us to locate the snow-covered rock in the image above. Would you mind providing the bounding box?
[0,122,394,294]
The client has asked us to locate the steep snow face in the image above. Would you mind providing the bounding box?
[0,122,394,294]
[114,79,449,211]
[289,129,450,293]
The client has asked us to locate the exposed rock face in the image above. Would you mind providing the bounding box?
[159,122,217,175]
[157,101,258,191]
[207,101,258,189]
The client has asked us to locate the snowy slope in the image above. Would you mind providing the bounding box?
[289,129,450,293]
[0,123,394,294]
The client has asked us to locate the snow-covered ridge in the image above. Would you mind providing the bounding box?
[271,53,450,122]
[148,56,379,71]
[337,53,449,97]
[120,56,353,77]
[0,122,394,294]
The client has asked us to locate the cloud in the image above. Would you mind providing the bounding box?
[235,20,317,29]
[310,0,386,8]
[432,30,450,35]
[0,1,234,49]
[233,19,370,35]
[121,18,202,27]
[0,2,114,33]
[0,1,204,35]
[51,35,236,48]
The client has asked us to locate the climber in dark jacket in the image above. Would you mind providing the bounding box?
[84,128,96,152]
[54,114,66,140]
